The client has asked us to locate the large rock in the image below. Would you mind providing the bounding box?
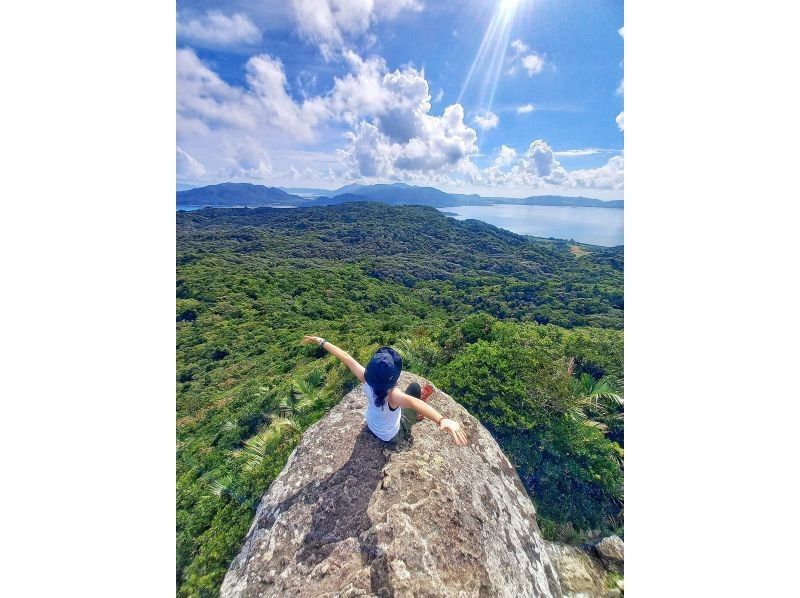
[592,536,624,574]
[221,372,563,597]
[543,542,608,598]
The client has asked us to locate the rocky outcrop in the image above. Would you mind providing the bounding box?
[543,536,627,598]
[543,542,608,597]
[591,536,624,574]
[221,373,564,597]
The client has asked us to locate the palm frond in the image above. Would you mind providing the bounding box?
[238,417,302,472]
[612,444,625,467]
[240,429,278,471]
[304,370,324,389]
[568,406,589,422]
[208,476,234,498]
[592,391,623,406]
[573,374,623,407]
[268,415,302,435]
[576,373,596,395]
[566,408,608,431]
[291,370,327,413]
[294,394,317,413]
[584,419,609,432]
[293,379,319,400]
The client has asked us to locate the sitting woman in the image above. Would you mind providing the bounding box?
[301,336,468,446]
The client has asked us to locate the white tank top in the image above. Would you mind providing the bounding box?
[364,383,401,441]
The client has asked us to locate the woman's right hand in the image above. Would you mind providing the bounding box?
[301,335,323,345]
[440,419,468,446]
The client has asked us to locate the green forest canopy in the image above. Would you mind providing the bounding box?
[177,203,624,597]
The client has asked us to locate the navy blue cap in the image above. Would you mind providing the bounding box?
[364,346,402,392]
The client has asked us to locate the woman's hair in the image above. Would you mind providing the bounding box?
[372,386,391,408]
[364,346,402,408]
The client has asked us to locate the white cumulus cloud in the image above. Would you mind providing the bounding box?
[244,54,329,141]
[343,103,477,177]
[521,54,545,76]
[289,0,422,55]
[553,148,603,157]
[517,103,535,114]
[223,138,273,180]
[176,49,331,182]
[567,155,624,190]
[176,48,327,142]
[511,39,528,54]
[473,110,499,130]
[616,111,624,131]
[176,48,255,133]
[175,42,621,194]
[507,40,547,77]
[321,51,478,177]
[177,11,261,47]
[526,139,555,176]
[471,140,624,192]
[494,145,517,167]
[176,146,206,178]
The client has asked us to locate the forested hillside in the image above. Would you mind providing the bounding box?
[176,203,624,596]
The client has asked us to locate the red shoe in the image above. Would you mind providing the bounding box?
[417,383,434,421]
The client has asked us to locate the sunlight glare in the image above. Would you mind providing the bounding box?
[459,0,525,112]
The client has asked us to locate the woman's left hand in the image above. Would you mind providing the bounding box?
[440,419,468,446]
[301,335,323,345]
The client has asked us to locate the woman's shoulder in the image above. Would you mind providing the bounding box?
[385,386,402,410]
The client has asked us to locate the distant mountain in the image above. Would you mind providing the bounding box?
[328,183,623,209]
[328,183,481,207]
[278,186,336,197]
[329,183,362,195]
[177,182,623,209]
[495,195,624,209]
[177,183,306,207]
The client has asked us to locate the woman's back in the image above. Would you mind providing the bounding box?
[364,382,401,441]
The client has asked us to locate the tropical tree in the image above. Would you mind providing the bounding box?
[278,370,325,417]
[569,372,623,432]
[238,417,302,472]
[206,475,247,504]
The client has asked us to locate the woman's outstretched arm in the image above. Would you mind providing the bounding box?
[389,388,469,446]
[301,336,365,382]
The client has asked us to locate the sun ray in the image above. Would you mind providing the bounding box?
[458,0,524,113]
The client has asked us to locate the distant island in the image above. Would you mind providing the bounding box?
[177,182,624,210]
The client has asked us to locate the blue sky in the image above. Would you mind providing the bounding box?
[177,0,623,198]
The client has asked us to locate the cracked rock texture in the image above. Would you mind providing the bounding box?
[592,536,624,574]
[221,372,564,597]
[543,542,609,598]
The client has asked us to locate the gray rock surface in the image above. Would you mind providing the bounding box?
[543,542,608,598]
[221,372,563,597]
[593,536,624,574]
